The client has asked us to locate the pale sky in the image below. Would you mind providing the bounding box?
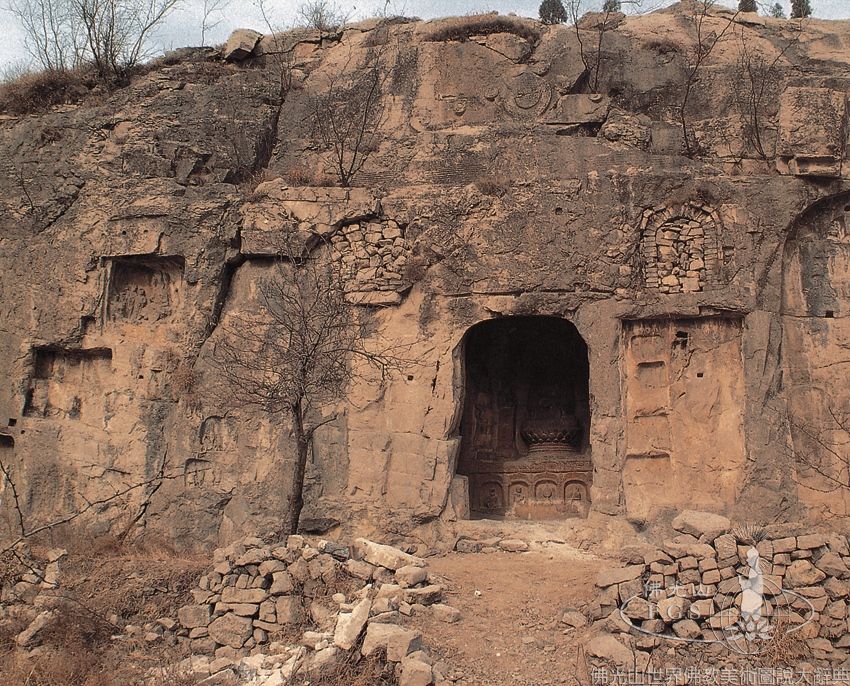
[0,0,848,72]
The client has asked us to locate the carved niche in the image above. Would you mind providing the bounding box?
[106,255,184,324]
[457,317,592,520]
[640,203,724,294]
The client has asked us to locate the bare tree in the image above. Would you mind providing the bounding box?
[0,453,182,558]
[7,0,181,80]
[75,0,182,80]
[209,232,408,534]
[296,0,350,32]
[7,0,85,71]
[679,0,740,157]
[311,43,389,187]
[200,0,230,45]
[732,22,800,160]
[785,405,850,515]
[565,0,640,92]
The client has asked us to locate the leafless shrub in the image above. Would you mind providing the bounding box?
[645,37,680,55]
[283,164,337,187]
[7,0,85,71]
[200,0,230,45]
[296,0,350,32]
[565,0,641,92]
[732,523,767,545]
[8,0,182,83]
[0,66,91,114]
[787,406,850,497]
[306,645,397,685]
[170,361,197,398]
[732,23,801,160]
[755,618,810,666]
[310,44,390,187]
[679,1,741,156]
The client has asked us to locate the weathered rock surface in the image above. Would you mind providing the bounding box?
[1,5,850,547]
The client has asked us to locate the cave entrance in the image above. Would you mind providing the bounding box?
[457,316,592,520]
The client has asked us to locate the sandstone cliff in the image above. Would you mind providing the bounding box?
[1,3,850,549]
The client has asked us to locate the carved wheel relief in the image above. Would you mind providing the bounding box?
[502,70,553,118]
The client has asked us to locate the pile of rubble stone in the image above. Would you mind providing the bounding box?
[585,511,850,670]
[158,535,460,685]
[1,535,462,685]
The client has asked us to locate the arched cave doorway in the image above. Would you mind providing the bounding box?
[457,316,592,520]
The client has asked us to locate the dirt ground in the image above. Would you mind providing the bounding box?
[408,544,602,686]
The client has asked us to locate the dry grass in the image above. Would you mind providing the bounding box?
[308,645,398,685]
[425,14,541,45]
[0,531,207,686]
[0,67,93,115]
[474,176,510,197]
[755,619,811,666]
[283,164,337,188]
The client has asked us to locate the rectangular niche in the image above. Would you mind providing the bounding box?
[24,347,113,422]
[106,255,185,324]
[621,317,746,518]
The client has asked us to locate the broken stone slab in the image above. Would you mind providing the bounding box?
[561,610,588,629]
[816,552,850,579]
[672,618,701,639]
[333,597,371,650]
[786,560,827,588]
[584,633,635,667]
[399,656,434,686]
[395,565,428,588]
[345,291,403,306]
[223,29,262,61]
[269,571,294,595]
[498,539,529,553]
[345,558,376,580]
[431,603,461,623]
[361,622,422,662]
[671,510,731,541]
[596,565,645,588]
[662,536,716,560]
[354,538,426,571]
[221,587,268,604]
[545,94,610,125]
[208,612,253,649]
[16,610,55,647]
[403,585,443,606]
[275,595,305,624]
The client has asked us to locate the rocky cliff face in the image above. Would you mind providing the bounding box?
[1,3,850,549]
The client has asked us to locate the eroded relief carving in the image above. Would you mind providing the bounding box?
[457,317,592,520]
[107,256,185,324]
[23,348,113,423]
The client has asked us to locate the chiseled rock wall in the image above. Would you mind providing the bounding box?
[1,4,850,548]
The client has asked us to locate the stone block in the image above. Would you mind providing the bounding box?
[178,604,212,629]
[222,29,262,61]
[334,597,371,650]
[208,613,253,649]
[354,538,425,571]
[596,565,645,588]
[362,623,422,662]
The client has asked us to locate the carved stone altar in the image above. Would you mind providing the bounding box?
[457,317,592,520]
